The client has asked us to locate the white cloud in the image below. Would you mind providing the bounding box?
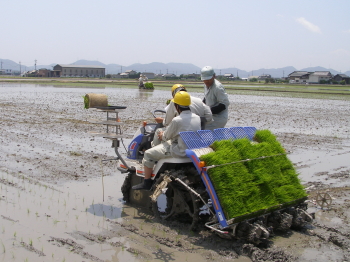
[343,29,350,34]
[276,14,284,18]
[296,17,321,33]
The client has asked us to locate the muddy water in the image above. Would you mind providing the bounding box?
[0,83,350,261]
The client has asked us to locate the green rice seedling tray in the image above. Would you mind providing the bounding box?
[181,127,308,229]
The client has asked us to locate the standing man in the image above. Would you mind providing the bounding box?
[132,91,201,190]
[201,66,230,130]
[138,74,144,89]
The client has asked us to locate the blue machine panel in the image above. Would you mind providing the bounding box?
[229,127,249,139]
[243,126,257,140]
[213,128,236,140]
[197,130,218,147]
[127,134,143,159]
[179,131,207,149]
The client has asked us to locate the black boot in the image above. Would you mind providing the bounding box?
[132,178,153,190]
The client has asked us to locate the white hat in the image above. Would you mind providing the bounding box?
[200,66,215,80]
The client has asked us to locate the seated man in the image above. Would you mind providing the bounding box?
[152,84,212,147]
[132,91,201,190]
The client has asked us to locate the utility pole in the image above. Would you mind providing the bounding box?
[19,61,21,74]
[0,60,2,70]
[34,59,37,70]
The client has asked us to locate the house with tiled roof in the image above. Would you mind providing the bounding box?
[308,71,332,84]
[288,71,310,83]
[333,74,350,84]
[142,72,155,79]
[258,74,272,80]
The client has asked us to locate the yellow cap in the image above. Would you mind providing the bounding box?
[171,84,186,97]
[173,91,191,106]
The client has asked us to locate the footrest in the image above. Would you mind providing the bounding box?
[117,166,128,173]
[120,160,144,176]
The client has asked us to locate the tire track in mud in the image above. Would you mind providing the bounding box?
[58,230,153,261]
[20,241,46,257]
[312,221,350,249]
[49,237,105,262]
[105,217,300,262]
[106,195,350,262]
[0,169,62,193]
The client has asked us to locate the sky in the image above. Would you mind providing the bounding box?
[1,0,350,72]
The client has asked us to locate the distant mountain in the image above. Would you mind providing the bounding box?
[71,60,107,67]
[220,66,296,78]
[0,59,56,71]
[120,62,201,75]
[0,59,22,71]
[1,58,348,77]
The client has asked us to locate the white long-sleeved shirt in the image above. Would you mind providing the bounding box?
[204,79,230,130]
[163,110,201,157]
[163,96,213,127]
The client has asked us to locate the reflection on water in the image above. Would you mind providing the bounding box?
[137,89,154,100]
[52,84,106,89]
[86,203,122,219]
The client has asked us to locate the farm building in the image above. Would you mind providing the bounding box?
[258,74,272,80]
[53,64,105,78]
[288,71,310,83]
[123,70,137,76]
[0,69,12,75]
[308,71,332,84]
[142,72,155,79]
[248,76,259,80]
[333,74,350,84]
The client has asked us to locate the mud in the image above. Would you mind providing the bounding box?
[0,82,349,261]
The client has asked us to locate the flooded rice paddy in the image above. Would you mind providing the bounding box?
[0,83,349,261]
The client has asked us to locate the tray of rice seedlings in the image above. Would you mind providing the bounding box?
[144,82,154,89]
[200,130,307,222]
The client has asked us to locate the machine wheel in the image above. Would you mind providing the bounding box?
[151,172,200,231]
[121,171,153,208]
[316,192,332,208]
[121,172,132,203]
